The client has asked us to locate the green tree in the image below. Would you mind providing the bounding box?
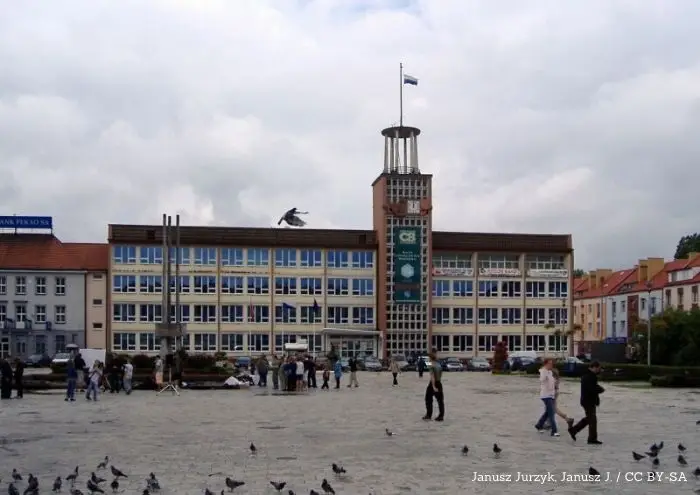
[573,269,585,277]
[674,233,700,259]
[631,308,700,365]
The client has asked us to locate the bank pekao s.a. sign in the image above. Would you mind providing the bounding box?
[393,227,421,303]
[0,216,53,229]
[432,267,474,277]
[478,267,521,277]
[527,269,569,278]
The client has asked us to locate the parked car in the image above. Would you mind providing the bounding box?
[441,357,465,372]
[25,353,52,368]
[363,357,383,372]
[467,357,491,371]
[51,353,72,366]
[234,356,252,369]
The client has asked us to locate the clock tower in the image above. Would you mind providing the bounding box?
[372,125,433,358]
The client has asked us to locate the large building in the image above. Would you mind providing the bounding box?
[0,231,108,358]
[107,124,574,359]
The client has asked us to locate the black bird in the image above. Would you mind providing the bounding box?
[658,441,665,450]
[109,466,126,479]
[653,458,660,468]
[649,443,659,453]
[224,478,244,491]
[12,470,22,482]
[9,484,19,495]
[632,452,645,461]
[697,420,700,425]
[270,481,286,492]
[679,443,687,452]
[493,443,502,456]
[321,479,335,495]
[24,476,39,495]
[142,490,149,495]
[679,455,688,466]
[288,491,295,495]
[645,450,658,458]
[147,473,160,491]
[331,464,346,475]
[53,477,63,492]
[204,490,214,495]
[461,445,469,456]
[694,467,700,477]
[66,472,78,485]
[87,479,104,494]
[91,473,106,485]
[589,467,600,477]
[249,443,257,454]
[310,491,320,495]
[109,480,118,493]
[385,429,393,437]
[97,458,109,470]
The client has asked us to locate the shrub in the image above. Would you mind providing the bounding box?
[131,354,156,370]
[184,353,216,370]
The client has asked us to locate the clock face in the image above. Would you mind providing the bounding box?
[407,200,420,214]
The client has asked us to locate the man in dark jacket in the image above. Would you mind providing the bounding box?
[13,358,25,398]
[568,361,604,444]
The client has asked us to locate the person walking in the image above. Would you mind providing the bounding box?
[270,354,280,390]
[257,355,269,387]
[333,359,343,389]
[74,352,87,392]
[65,357,78,401]
[86,361,103,401]
[13,358,25,399]
[154,356,164,390]
[422,352,444,421]
[417,357,426,378]
[307,356,317,389]
[0,358,13,399]
[389,358,400,386]
[122,358,134,395]
[544,367,574,428]
[347,357,359,388]
[321,365,330,389]
[568,361,604,444]
[534,358,559,436]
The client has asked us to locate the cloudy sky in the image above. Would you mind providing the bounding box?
[1,0,699,270]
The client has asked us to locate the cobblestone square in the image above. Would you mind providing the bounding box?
[1,372,698,494]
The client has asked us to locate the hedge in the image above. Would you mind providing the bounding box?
[524,362,700,383]
[50,352,236,374]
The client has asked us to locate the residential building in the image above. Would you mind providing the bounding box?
[662,253,700,311]
[108,122,574,359]
[572,269,631,344]
[0,234,108,358]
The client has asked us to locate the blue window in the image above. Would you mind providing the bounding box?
[139,275,162,294]
[113,303,136,322]
[432,280,450,297]
[478,308,498,324]
[274,277,297,295]
[275,248,297,267]
[221,333,244,351]
[112,332,136,351]
[327,250,349,268]
[221,276,244,294]
[351,278,374,296]
[194,247,217,265]
[169,276,191,293]
[113,246,136,264]
[526,282,547,298]
[327,306,349,324]
[452,307,474,324]
[351,307,374,324]
[168,304,191,323]
[193,304,217,323]
[140,246,163,264]
[139,304,162,323]
[247,277,269,295]
[247,248,269,266]
[300,305,322,324]
[300,249,322,267]
[113,275,137,293]
[478,281,499,297]
[351,251,374,269]
[300,277,323,295]
[327,278,349,296]
[138,332,160,351]
[249,333,270,352]
[169,247,190,265]
[431,308,450,324]
[548,281,568,298]
[194,333,217,352]
[453,280,473,297]
[194,276,217,294]
[275,304,297,323]
[501,308,522,324]
[221,305,244,323]
[221,248,244,267]
[251,305,270,323]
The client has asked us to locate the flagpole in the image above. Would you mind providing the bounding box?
[399,62,404,128]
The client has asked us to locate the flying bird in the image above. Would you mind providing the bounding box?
[632,452,645,461]
[278,208,308,227]
[269,481,286,492]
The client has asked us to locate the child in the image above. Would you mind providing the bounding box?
[333,359,342,389]
[86,361,103,401]
[321,366,330,390]
[544,367,574,429]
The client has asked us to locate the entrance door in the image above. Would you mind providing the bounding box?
[0,337,9,359]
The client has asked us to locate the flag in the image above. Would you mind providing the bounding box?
[248,299,254,322]
[282,302,295,312]
[312,299,320,315]
[403,74,418,86]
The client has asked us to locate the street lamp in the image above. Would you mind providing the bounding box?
[561,298,566,358]
[646,280,652,367]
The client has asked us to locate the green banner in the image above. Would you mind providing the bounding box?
[393,226,422,303]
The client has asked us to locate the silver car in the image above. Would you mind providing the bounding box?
[363,357,383,372]
[468,357,491,371]
[443,357,464,372]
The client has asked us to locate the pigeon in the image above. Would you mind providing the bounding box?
[679,455,688,466]
[97,458,109,470]
[679,443,687,452]
[658,441,665,450]
[653,458,660,468]
[249,443,257,454]
[224,478,244,491]
[24,475,39,495]
[645,450,658,458]
[9,484,19,495]
[288,491,295,495]
[649,443,659,453]
[66,473,78,485]
[12,470,22,482]
[69,490,84,495]
[310,491,320,495]
[142,490,149,495]
[86,479,104,494]
[147,473,160,491]
[632,452,645,461]
[109,480,118,493]
[385,429,393,437]
[90,473,106,485]
[53,477,63,492]
[270,481,286,492]
[321,479,335,494]
[697,419,700,425]
[694,467,700,477]
[493,443,502,456]
[461,445,469,456]
[110,467,127,479]
[331,464,346,475]
[589,467,600,477]
[204,490,214,495]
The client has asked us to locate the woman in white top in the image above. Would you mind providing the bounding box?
[534,359,559,436]
[295,357,305,392]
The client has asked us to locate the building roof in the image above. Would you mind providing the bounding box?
[574,269,633,299]
[0,234,108,271]
[108,224,573,253]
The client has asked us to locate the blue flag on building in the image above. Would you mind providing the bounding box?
[282,302,295,312]
[403,74,418,86]
[312,299,320,314]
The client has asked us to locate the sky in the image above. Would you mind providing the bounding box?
[1,0,699,270]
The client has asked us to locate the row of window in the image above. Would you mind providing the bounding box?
[432,254,565,270]
[10,334,78,356]
[432,280,568,298]
[431,307,568,325]
[113,275,374,296]
[113,246,375,268]
[112,332,324,353]
[112,303,375,325]
[431,334,569,353]
[0,303,67,324]
[0,275,67,297]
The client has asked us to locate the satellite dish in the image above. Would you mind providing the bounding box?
[277,207,308,227]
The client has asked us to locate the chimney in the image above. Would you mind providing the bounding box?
[590,269,612,289]
[638,260,648,284]
[646,257,665,280]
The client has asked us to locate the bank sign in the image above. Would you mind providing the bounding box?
[0,216,53,229]
[393,227,422,303]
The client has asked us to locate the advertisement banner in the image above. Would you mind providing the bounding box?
[393,227,422,303]
[0,216,53,229]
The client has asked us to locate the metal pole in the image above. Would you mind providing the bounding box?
[647,289,651,366]
[399,62,403,128]
[175,214,181,356]
[160,214,168,361]
[166,216,173,358]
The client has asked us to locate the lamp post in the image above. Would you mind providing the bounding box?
[561,298,566,359]
[646,281,652,367]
